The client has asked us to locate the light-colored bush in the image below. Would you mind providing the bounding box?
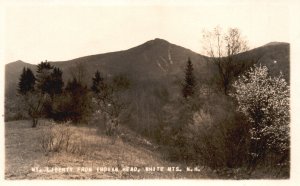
[231,64,289,160]
[39,123,87,155]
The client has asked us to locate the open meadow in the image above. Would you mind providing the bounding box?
[5,120,217,179]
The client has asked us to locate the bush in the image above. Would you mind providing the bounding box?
[159,91,251,169]
[189,103,250,168]
[48,79,92,124]
[183,94,250,168]
[39,123,87,155]
[40,124,72,153]
[231,64,290,168]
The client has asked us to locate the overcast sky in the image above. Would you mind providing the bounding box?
[3,1,292,64]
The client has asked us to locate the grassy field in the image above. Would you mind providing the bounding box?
[5,120,215,179]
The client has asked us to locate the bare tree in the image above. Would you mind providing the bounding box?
[91,72,130,137]
[202,26,249,95]
[70,62,87,84]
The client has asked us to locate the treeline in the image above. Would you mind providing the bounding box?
[18,61,130,132]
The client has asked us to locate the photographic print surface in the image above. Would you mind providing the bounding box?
[3,0,293,180]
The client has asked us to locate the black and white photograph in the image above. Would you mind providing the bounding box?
[1,0,299,183]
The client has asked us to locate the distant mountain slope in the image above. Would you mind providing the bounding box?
[50,38,208,83]
[236,42,290,81]
[5,38,207,98]
[5,39,290,98]
[5,60,36,98]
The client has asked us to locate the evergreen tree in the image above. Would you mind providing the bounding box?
[36,61,53,94]
[182,57,196,99]
[18,67,36,95]
[49,67,64,97]
[66,78,82,94]
[64,78,91,123]
[41,67,64,118]
[91,70,105,94]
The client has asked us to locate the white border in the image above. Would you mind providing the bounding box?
[1,0,300,186]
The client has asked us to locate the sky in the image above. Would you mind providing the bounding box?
[2,0,292,64]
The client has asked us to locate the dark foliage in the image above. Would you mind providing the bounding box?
[182,58,196,99]
[36,61,54,94]
[35,65,64,119]
[57,78,91,123]
[49,67,64,97]
[91,70,105,94]
[18,67,36,95]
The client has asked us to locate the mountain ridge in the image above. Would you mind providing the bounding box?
[6,38,289,66]
[5,38,289,98]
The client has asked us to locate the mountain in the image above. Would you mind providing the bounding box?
[5,38,208,98]
[5,38,290,99]
[5,60,36,98]
[236,42,290,81]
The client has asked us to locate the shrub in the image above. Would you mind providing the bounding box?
[62,78,92,124]
[183,94,250,168]
[160,90,251,170]
[40,123,72,153]
[231,64,290,168]
[39,123,87,155]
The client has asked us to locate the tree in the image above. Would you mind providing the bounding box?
[26,92,50,127]
[18,61,64,127]
[34,61,55,123]
[182,57,196,99]
[69,62,87,84]
[91,70,105,94]
[202,27,249,95]
[231,64,290,167]
[36,61,53,94]
[48,67,64,98]
[35,62,65,119]
[41,67,65,119]
[64,78,91,123]
[18,67,36,95]
[91,72,130,136]
[17,65,51,127]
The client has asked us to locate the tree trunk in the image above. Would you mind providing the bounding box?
[32,118,38,128]
[224,85,228,95]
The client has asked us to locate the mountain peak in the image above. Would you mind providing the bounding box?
[153,38,169,42]
[6,60,27,66]
[146,38,170,45]
[263,41,289,47]
[13,60,25,64]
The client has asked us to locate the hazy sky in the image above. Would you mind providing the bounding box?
[3,1,291,64]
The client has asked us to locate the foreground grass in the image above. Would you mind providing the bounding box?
[5,120,214,179]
